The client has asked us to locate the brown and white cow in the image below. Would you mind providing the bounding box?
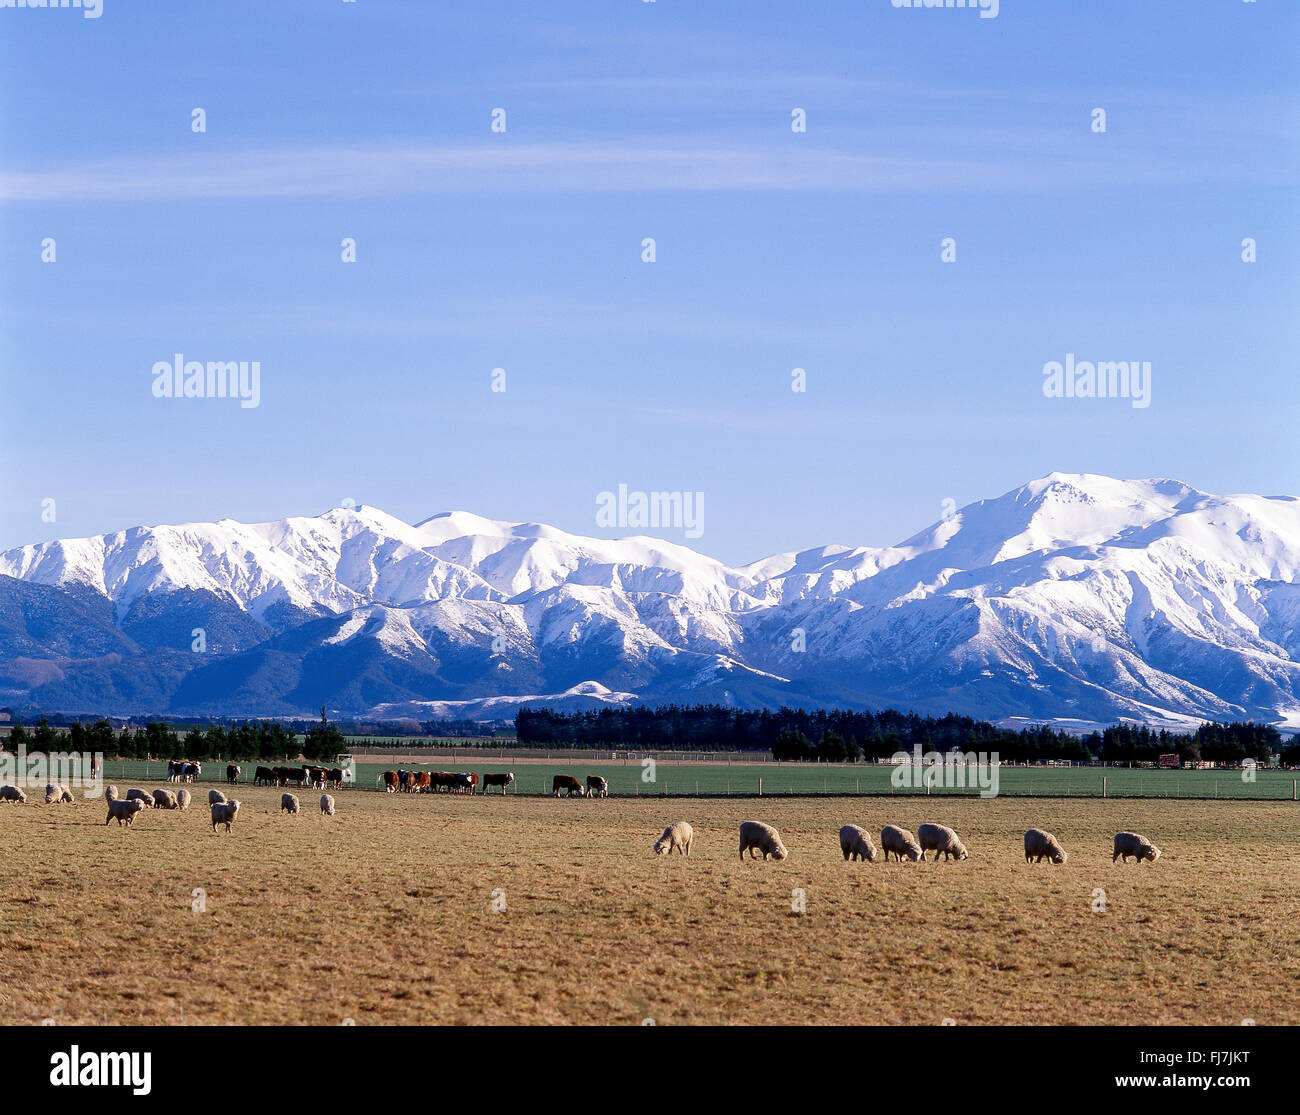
[413,772,432,793]
[481,772,515,795]
[226,764,241,784]
[378,770,399,793]
[585,776,609,798]
[552,775,584,798]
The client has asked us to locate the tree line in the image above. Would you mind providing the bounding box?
[4,709,347,763]
[516,704,1293,765]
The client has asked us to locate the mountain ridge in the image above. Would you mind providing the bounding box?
[3,472,1299,730]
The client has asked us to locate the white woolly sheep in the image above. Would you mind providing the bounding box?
[1024,828,1067,864]
[320,794,335,816]
[176,788,191,811]
[103,784,118,802]
[839,824,878,863]
[208,789,227,805]
[152,788,178,810]
[738,820,788,862]
[125,788,152,807]
[45,783,75,805]
[653,821,693,856]
[918,822,969,862]
[281,793,299,815]
[210,800,240,833]
[881,824,923,863]
[1113,831,1161,864]
[106,798,146,826]
[0,785,28,804]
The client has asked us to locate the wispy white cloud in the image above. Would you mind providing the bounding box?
[1,129,1290,204]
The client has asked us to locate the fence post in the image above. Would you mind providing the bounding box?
[758,777,762,797]
[1102,775,1107,799]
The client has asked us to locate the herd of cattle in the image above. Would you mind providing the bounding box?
[162,760,350,790]
[374,770,609,797]
[651,819,1163,865]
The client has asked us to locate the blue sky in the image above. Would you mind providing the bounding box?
[1,0,1297,565]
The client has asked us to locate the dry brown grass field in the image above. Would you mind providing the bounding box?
[1,784,1296,1026]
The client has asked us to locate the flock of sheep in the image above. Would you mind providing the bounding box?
[4,775,1164,865]
[653,819,1164,865]
[0,782,340,833]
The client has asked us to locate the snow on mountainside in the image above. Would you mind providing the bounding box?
[3,473,1300,728]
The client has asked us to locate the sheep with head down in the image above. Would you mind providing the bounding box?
[176,788,191,811]
[1024,828,1067,864]
[654,821,693,856]
[839,824,877,862]
[0,785,28,804]
[152,788,179,810]
[881,825,923,863]
[45,784,75,805]
[125,788,152,808]
[738,820,787,862]
[918,822,968,862]
[106,798,146,826]
[208,789,227,806]
[281,793,299,815]
[1113,832,1161,864]
[320,794,335,817]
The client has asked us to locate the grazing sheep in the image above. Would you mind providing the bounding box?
[1113,831,1161,864]
[210,800,240,833]
[281,793,299,815]
[208,789,227,806]
[152,788,178,810]
[738,820,788,862]
[839,824,878,863]
[918,822,969,862]
[320,794,335,816]
[653,821,693,856]
[103,785,118,802]
[45,784,75,805]
[881,825,923,863]
[106,798,146,826]
[1024,828,1067,864]
[176,788,191,811]
[0,785,28,804]
[125,788,152,808]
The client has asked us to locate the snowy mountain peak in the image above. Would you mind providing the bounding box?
[2,473,1298,729]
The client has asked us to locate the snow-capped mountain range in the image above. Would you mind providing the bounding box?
[3,473,1300,729]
